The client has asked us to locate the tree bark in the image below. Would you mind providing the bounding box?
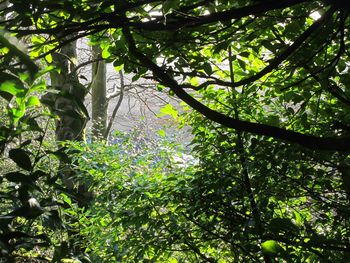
[46,40,91,206]
[91,45,107,140]
[49,41,87,142]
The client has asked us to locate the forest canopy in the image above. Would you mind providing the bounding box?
[0,0,350,262]
[2,0,350,150]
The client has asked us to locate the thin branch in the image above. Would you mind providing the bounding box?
[106,85,133,101]
[73,58,104,74]
[105,70,125,138]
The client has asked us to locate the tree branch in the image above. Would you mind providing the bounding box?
[105,70,125,138]
[123,27,350,151]
[128,0,309,31]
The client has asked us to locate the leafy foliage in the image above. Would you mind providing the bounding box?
[0,33,52,262]
[0,31,89,262]
[1,1,350,262]
[65,131,195,262]
[66,115,350,262]
[185,110,350,261]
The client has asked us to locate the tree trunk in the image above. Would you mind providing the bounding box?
[43,39,92,258]
[91,45,107,140]
[46,40,91,207]
[50,41,87,142]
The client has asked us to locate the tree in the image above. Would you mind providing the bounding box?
[1,0,350,261]
[91,44,107,140]
[180,73,350,261]
[65,44,350,262]
[4,0,350,150]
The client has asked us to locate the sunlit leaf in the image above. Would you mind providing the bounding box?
[158,104,178,119]
[26,96,41,107]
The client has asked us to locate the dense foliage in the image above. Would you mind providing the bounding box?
[0,37,68,262]
[65,132,194,262]
[3,0,350,149]
[0,0,350,262]
[183,84,350,261]
[64,96,350,262]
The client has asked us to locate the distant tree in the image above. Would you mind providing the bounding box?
[91,44,107,140]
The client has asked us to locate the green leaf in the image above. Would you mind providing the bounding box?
[132,74,141,82]
[0,81,22,96]
[293,210,303,225]
[158,129,166,137]
[35,65,57,79]
[45,53,53,63]
[9,148,32,171]
[0,30,38,78]
[61,193,72,206]
[157,84,165,91]
[26,96,41,107]
[113,60,124,72]
[114,64,123,72]
[239,51,250,58]
[158,104,178,119]
[261,240,282,256]
[0,72,19,101]
[237,59,246,71]
[11,104,26,121]
[261,40,276,52]
[102,47,111,59]
[337,60,346,73]
[30,82,46,92]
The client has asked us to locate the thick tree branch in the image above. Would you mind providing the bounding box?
[123,27,350,151]
[128,0,309,31]
[12,0,309,37]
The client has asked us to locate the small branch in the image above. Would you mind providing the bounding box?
[73,58,104,74]
[105,70,125,138]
